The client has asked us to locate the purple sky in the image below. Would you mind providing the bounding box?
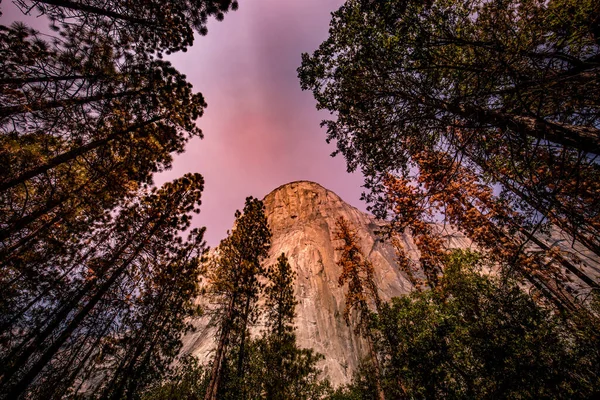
[2,1,368,246]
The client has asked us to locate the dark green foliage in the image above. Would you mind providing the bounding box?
[299,0,600,161]
[257,253,330,400]
[328,361,379,400]
[248,337,330,400]
[217,253,331,400]
[337,250,600,399]
[142,355,209,400]
[298,0,600,299]
[204,197,271,400]
[14,0,239,54]
[264,253,298,338]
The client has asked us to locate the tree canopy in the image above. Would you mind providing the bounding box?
[335,250,600,399]
[203,197,271,400]
[1,0,232,397]
[14,0,239,54]
[299,0,600,310]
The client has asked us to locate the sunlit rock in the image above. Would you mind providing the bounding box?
[180,181,470,386]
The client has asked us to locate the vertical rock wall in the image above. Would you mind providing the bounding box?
[261,181,413,384]
[180,181,470,386]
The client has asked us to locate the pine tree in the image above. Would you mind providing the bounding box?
[0,173,206,399]
[298,0,600,310]
[262,253,309,399]
[13,0,239,54]
[96,228,206,400]
[0,22,206,333]
[203,197,271,400]
[1,1,235,398]
[229,253,329,400]
[334,217,385,400]
[264,253,297,338]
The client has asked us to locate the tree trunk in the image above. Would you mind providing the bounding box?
[0,74,105,86]
[2,239,150,399]
[108,317,165,400]
[0,214,111,296]
[517,225,599,289]
[204,294,236,400]
[52,308,122,399]
[34,0,160,27]
[0,214,62,263]
[0,217,159,395]
[237,295,252,379]
[366,333,386,400]
[442,101,600,155]
[0,180,90,241]
[0,88,146,118]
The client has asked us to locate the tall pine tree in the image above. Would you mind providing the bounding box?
[0,173,206,399]
[0,22,207,349]
[335,217,385,400]
[253,253,329,400]
[203,197,271,400]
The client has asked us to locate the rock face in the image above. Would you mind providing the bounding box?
[180,181,469,386]
[261,181,413,385]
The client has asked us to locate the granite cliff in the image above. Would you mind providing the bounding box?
[180,181,470,386]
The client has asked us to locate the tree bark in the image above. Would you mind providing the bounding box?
[0,217,159,395]
[204,294,236,400]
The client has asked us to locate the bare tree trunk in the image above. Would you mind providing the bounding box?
[204,295,236,400]
[366,333,386,400]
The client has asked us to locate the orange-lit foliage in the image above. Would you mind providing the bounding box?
[383,176,446,290]
[335,217,385,400]
[384,146,588,311]
[299,0,600,312]
[454,126,600,259]
[335,217,381,330]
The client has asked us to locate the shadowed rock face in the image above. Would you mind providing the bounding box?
[180,181,469,386]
